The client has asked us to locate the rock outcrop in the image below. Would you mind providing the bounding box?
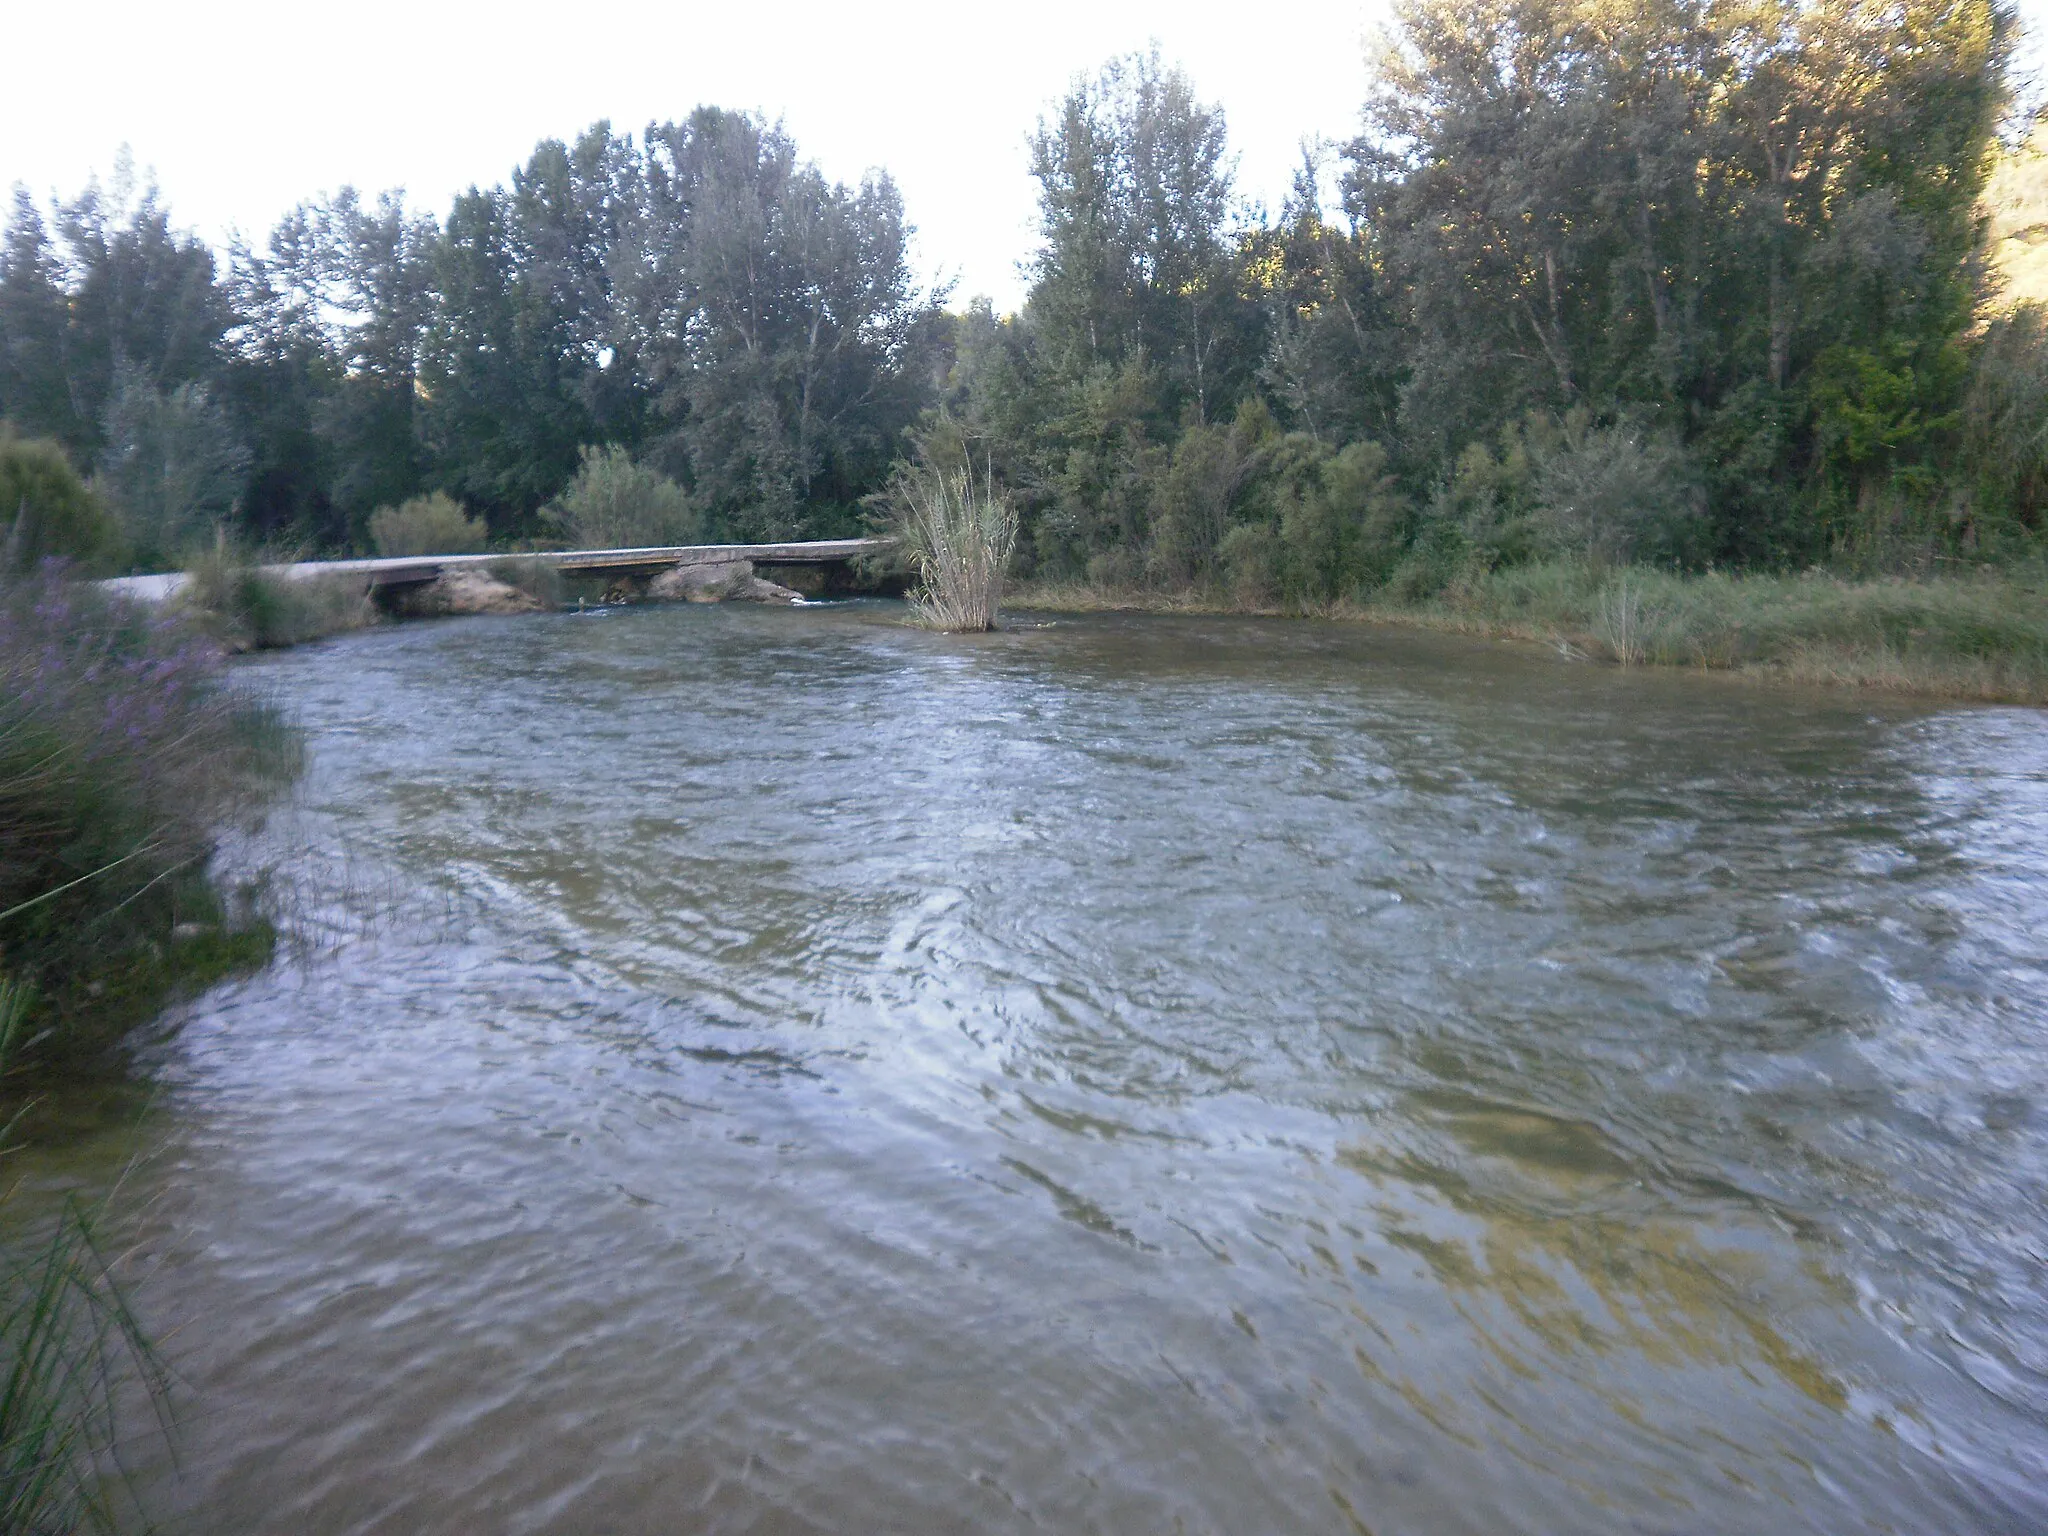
[387,567,547,618]
[646,560,802,605]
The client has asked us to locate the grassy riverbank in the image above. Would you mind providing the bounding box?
[0,572,301,1073]
[1014,562,2048,705]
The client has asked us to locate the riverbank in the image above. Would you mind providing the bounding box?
[1012,561,2048,705]
[0,573,300,1075]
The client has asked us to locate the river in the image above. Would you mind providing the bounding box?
[23,601,2048,1533]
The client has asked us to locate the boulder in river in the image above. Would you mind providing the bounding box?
[646,560,802,605]
[387,567,547,618]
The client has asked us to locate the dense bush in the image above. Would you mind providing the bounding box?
[1529,414,1707,566]
[0,572,298,1064]
[1963,303,2048,532]
[0,433,120,576]
[546,445,701,550]
[1281,439,1410,600]
[182,540,376,650]
[1212,435,1411,607]
[368,493,488,557]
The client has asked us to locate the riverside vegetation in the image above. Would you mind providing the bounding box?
[0,0,2043,689]
[889,458,1020,631]
[0,543,296,1530]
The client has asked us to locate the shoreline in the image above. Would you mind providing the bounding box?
[1009,567,2048,707]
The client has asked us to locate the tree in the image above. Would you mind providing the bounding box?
[627,109,938,538]
[55,159,231,460]
[96,369,248,563]
[1346,0,2014,561]
[0,192,82,452]
[1027,51,1248,421]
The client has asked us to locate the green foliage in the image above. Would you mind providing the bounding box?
[182,540,377,650]
[2,120,938,560]
[0,433,120,576]
[94,372,248,567]
[1963,303,2048,528]
[0,1171,168,1536]
[1343,0,2012,562]
[0,16,2033,585]
[1147,417,1259,586]
[1529,414,1706,566]
[889,458,1019,631]
[1218,521,1281,607]
[367,492,487,557]
[1279,438,1410,600]
[1026,51,1251,421]
[546,445,699,549]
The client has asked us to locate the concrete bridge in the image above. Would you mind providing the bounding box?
[102,538,895,604]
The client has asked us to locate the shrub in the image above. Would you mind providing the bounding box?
[1084,547,1143,589]
[183,538,376,650]
[1963,303,2048,528]
[892,459,1019,631]
[0,571,300,1064]
[1219,522,1281,607]
[1147,424,1248,586]
[1531,414,1707,565]
[1276,439,1409,603]
[367,493,487,557]
[0,433,120,577]
[547,446,700,550]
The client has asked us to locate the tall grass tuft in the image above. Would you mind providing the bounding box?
[895,461,1018,632]
[0,568,301,1067]
[0,1172,168,1536]
[182,539,376,651]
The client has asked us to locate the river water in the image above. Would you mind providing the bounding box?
[26,601,2048,1533]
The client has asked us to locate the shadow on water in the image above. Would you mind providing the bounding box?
[9,601,2046,1534]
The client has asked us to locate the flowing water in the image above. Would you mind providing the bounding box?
[21,602,2048,1534]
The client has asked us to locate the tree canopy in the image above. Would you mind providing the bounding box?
[0,4,2037,585]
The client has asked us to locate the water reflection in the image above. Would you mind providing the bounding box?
[11,604,2046,1534]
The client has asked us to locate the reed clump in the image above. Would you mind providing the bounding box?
[0,1140,167,1536]
[0,569,300,1069]
[894,461,1018,632]
[181,539,377,651]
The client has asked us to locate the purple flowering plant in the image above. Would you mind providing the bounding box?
[0,563,299,1060]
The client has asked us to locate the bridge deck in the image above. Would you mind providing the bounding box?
[102,538,894,603]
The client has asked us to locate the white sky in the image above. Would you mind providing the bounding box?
[5,0,2046,315]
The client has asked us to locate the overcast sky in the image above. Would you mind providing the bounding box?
[6,0,2045,314]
